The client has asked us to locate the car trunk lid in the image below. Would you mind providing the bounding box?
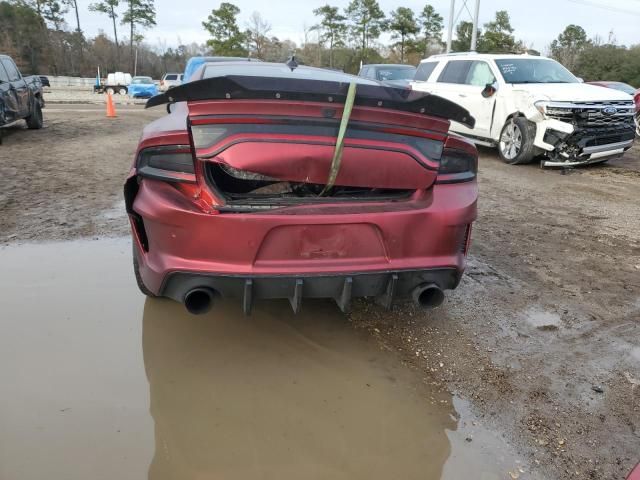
[147,74,475,209]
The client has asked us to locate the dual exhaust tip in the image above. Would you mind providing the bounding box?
[184,288,216,315]
[411,283,445,310]
[184,283,444,315]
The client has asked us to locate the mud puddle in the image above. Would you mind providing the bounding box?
[0,238,539,480]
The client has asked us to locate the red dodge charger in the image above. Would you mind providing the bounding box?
[125,61,478,315]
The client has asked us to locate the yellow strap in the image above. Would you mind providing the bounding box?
[320,82,357,196]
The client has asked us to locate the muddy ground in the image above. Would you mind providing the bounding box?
[1,106,639,479]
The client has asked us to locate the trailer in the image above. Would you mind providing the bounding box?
[93,71,132,95]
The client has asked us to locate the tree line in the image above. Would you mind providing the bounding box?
[0,0,638,86]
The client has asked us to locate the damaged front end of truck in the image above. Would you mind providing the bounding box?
[530,99,636,167]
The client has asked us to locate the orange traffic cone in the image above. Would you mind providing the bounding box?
[106,92,117,118]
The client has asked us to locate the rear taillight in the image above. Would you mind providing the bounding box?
[136,145,196,183]
[436,135,478,184]
[436,148,477,183]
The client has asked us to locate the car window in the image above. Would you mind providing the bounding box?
[0,58,21,81]
[414,62,438,82]
[132,77,153,84]
[165,74,177,80]
[465,61,496,87]
[179,75,184,80]
[0,62,10,83]
[437,60,473,84]
[609,83,636,95]
[375,67,416,81]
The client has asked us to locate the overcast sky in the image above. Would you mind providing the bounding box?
[73,0,640,53]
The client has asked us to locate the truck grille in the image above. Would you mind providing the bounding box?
[545,100,636,129]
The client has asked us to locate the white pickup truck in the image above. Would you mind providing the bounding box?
[411,53,636,167]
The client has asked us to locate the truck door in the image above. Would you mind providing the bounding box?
[0,57,29,117]
[0,61,19,123]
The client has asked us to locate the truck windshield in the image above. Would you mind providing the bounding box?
[495,58,578,84]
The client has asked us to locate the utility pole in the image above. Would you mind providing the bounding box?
[470,0,480,51]
[446,0,455,53]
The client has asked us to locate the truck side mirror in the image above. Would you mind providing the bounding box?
[481,83,497,98]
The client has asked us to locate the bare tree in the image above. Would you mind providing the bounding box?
[245,11,271,59]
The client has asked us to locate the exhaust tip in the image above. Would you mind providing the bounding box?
[412,284,445,309]
[184,288,215,315]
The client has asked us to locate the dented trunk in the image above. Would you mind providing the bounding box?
[186,99,453,210]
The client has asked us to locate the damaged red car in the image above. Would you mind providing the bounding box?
[125,61,478,315]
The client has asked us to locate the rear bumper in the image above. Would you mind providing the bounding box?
[129,178,477,309]
[161,268,461,314]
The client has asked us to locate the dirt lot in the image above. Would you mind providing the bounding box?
[1,106,639,479]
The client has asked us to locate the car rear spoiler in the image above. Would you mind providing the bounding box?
[145,75,476,129]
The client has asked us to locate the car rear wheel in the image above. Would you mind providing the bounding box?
[498,117,537,164]
[119,87,127,95]
[635,112,639,137]
[132,244,156,297]
[26,101,43,129]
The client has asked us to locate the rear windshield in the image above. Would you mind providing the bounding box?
[606,83,636,95]
[165,74,178,80]
[202,64,379,86]
[132,77,153,84]
[375,66,416,81]
[495,58,578,84]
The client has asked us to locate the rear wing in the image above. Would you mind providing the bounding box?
[145,75,476,129]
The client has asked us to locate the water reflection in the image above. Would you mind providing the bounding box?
[142,298,456,480]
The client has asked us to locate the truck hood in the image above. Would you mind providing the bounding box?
[510,83,635,102]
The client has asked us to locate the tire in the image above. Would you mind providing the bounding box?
[635,112,640,137]
[132,243,156,297]
[26,101,43,129]
[118,87,127,95]
[498,116,537,164]
[105,87,115,95]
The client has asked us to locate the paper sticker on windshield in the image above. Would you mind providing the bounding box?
[500,63,517,74]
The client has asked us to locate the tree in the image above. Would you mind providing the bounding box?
[65,0,81,33]
[451,21,477,52]
[419,4,443,56]
[479,10,519,53]
[121,0,156,72]
[345,0,386,62]
[574,44,626,81]
[41,0,67,30]
[0,1,48,73]
[89,0,120,63]
[388,7,418,63]
[550,24,591,72]
[202,2,247,56]
[313,4,347,68]
[245,11,270,59]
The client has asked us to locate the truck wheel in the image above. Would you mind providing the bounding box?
[119,87,127,95]
[26,101,43,130]
[106,87,115,95]
[498,117,537,165]
[133,243,156,297]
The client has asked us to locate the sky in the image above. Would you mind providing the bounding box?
[72,0,640,53]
